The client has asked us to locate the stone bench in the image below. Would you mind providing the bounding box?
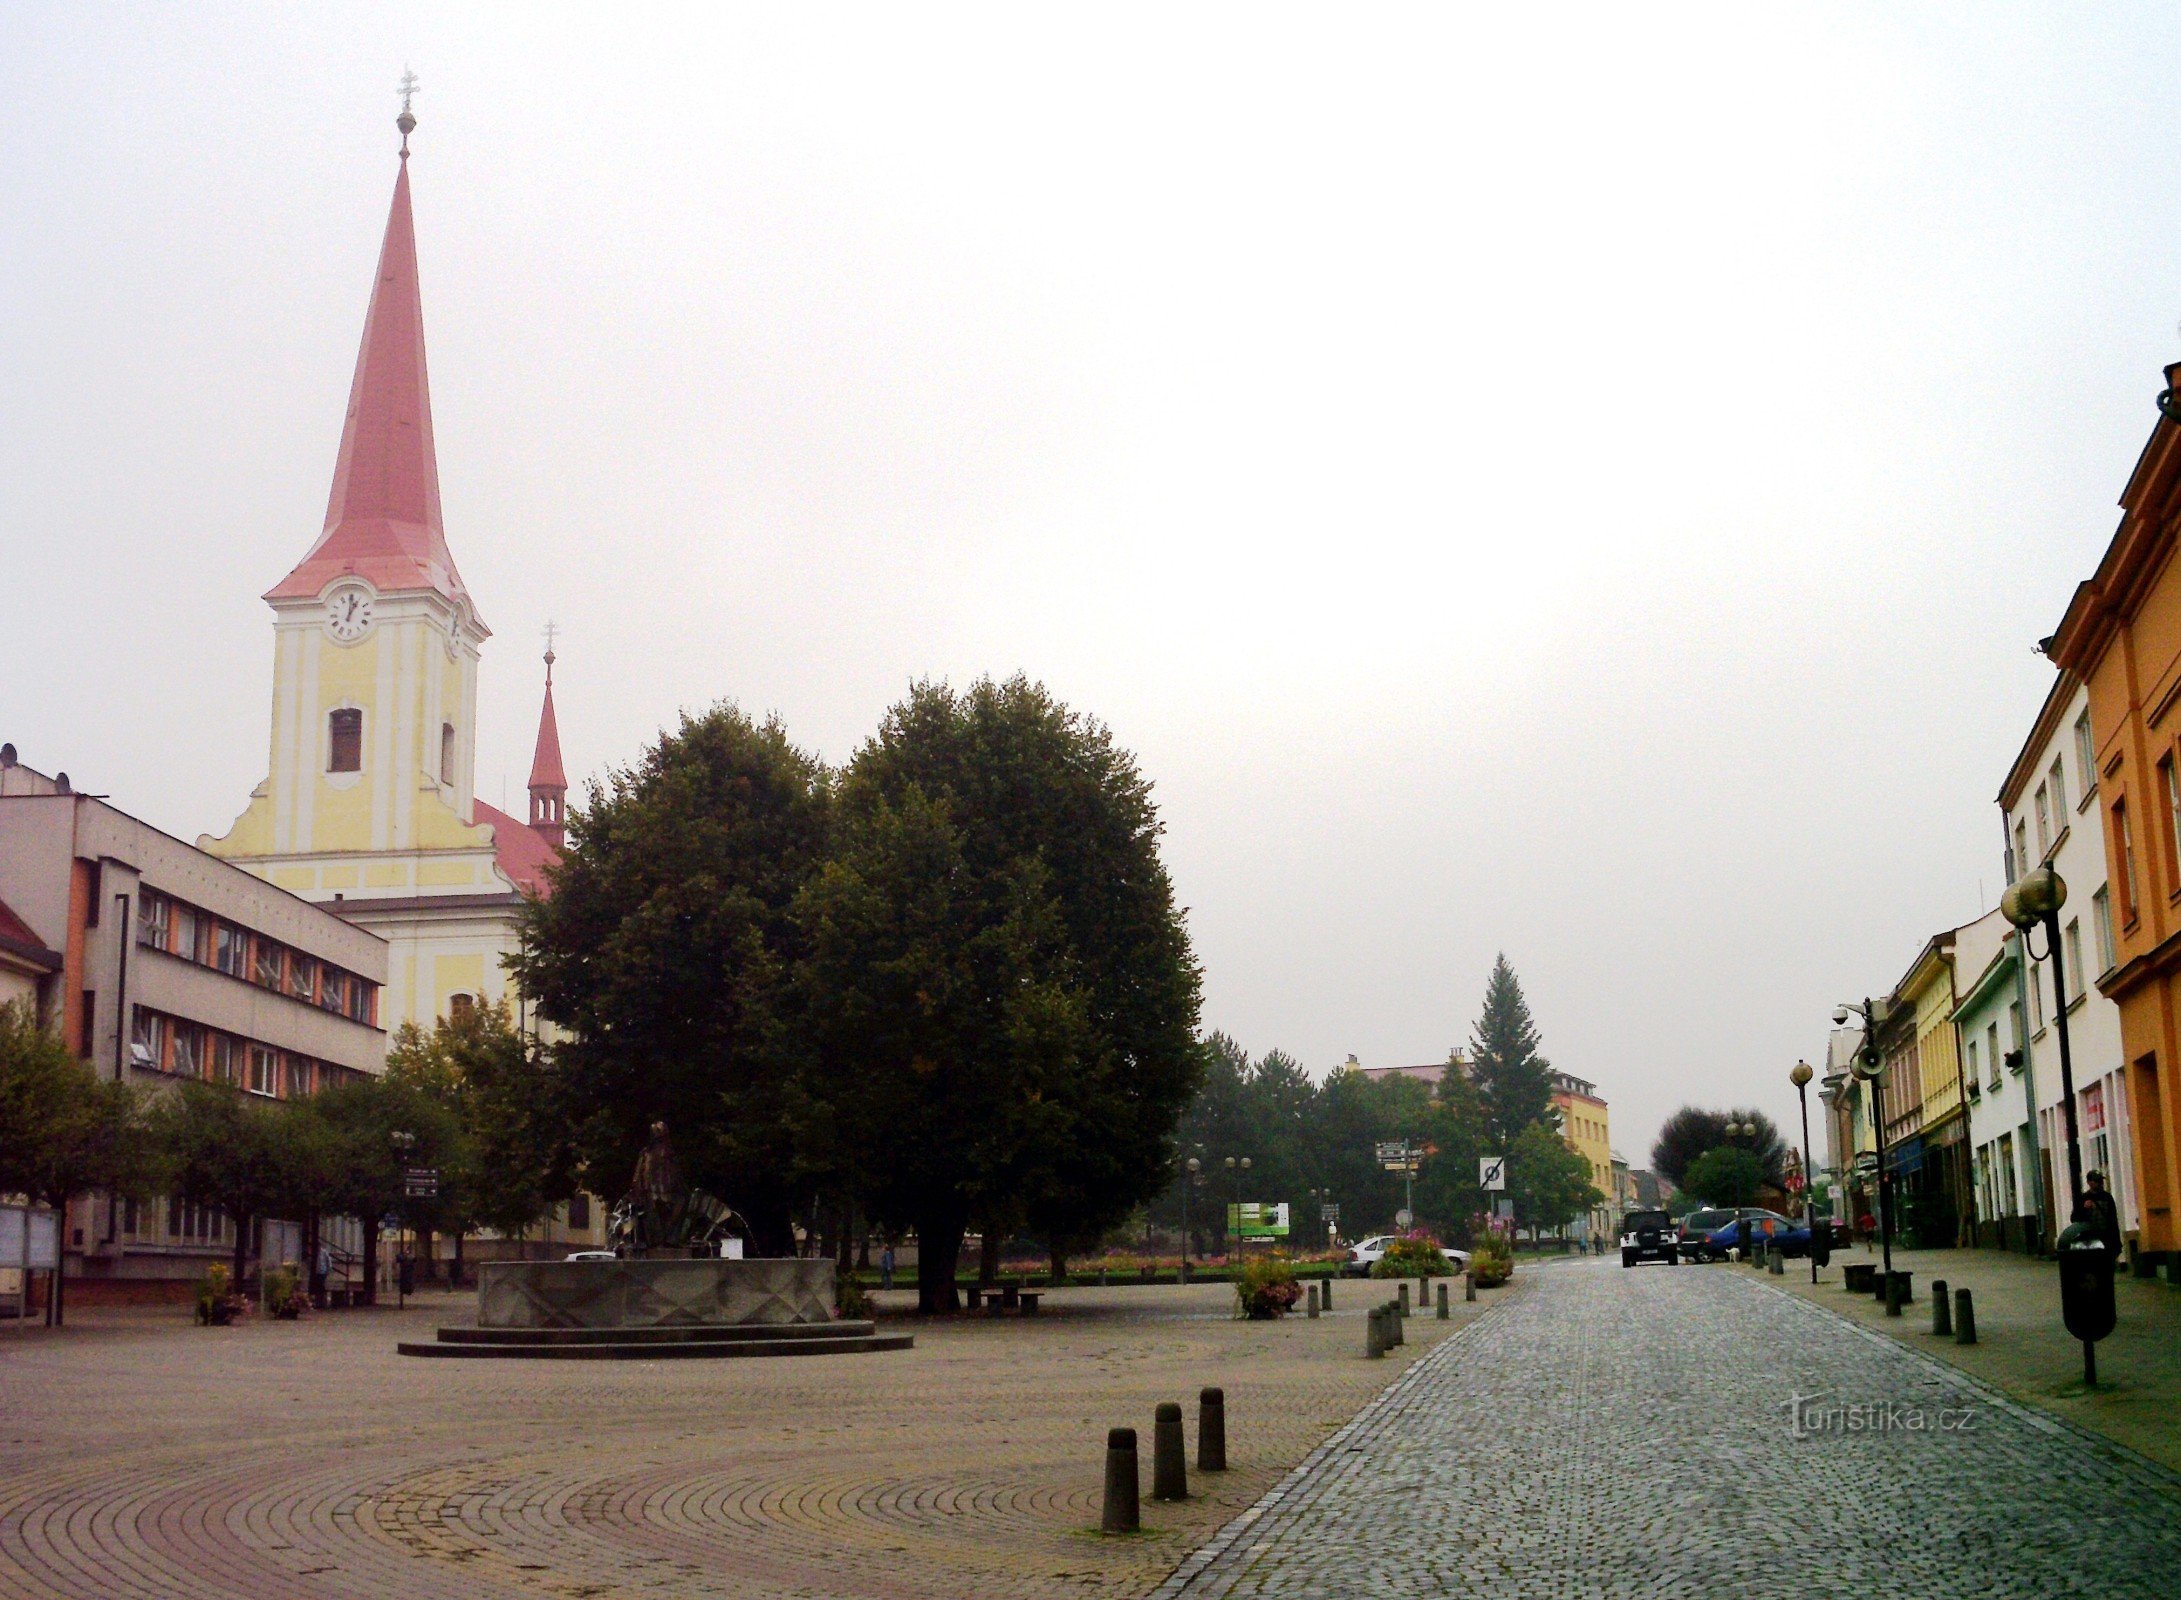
[1019,1291,1042,1314]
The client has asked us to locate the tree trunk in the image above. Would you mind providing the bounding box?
[915,1210,965,1315]
[451,1231,467,1289]
[231,1210,250,1286]
[419,1225,438,1285]
[360,1217,381,1305]
[978,1230,1001,1287]
[1048,1244,1069,1286]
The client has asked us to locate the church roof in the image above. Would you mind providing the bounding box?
[528,659,567,792]
[267,149,478,620]
[474,798,560,897]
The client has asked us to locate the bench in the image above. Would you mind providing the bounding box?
[961,1287,982,1311]
[1019,1291,1042,1314]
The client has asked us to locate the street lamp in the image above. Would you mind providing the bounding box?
[1838,998,1898,1307]
[1791,1060,1818,1285]
[1221,1156,1252,1262]
[1182,1156,1201,1280]
[2001,867,2086,1218]
[390,1128,416,1310]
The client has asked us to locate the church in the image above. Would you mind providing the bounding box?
[201,107,567,1039]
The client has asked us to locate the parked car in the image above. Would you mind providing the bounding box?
[1676,1208,1739,1260]
[1619,1208,1678,1268]
[1342,1235,1472,1277]
[1688,1209,1809,1261]
[564,1250,617,1262]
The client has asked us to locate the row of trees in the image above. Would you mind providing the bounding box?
[0,998,559,1318]
[1149,958,1602,1251]
[511,676,1204,1312]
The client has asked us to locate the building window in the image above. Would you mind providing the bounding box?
[2065,919,2084,1004]
[2030,958,2045,1031]
[328,707,363,773]
[2050,757,2068,823]
[2075,712,2097,799]
[318,969,346,1014]
[210,1031,239,1086]
[2008,1000,2024,1054]
[441,722,456,784]
[448,992,475,1021]
[2014,820,2030,882]
[136,890,170,950]
[2035,785,2052,857]
[253,937,282,990]
[1966,1036,1979,1088]
[214,921,246,977]
[173,904,202,962]
[288,953,318,1003]
[170,1022,200,1078]
[1987,1021,2002,1088]
[249,1044,276,1096]
[2116,799,2141,921]
[346,980,374,1026]
[130,1007,164,1069]
[2094,885,2115,973]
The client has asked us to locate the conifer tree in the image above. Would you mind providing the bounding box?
[1469,955,1558,1151]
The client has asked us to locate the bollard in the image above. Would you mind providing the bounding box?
[1389,1299,1405,1346]
[1398,1283,1412,1318]
[1320,1276,1331,1311]
[1198,1387,1227,1472]
[1152,1402,1187,1501]
[1418,1274,1430,1308]
[1954,1286,1977,1346]
[1307,1282,1320,1318]
[1365,1304,1386,1358]
[1466,1271,1477,1303]
[1931,1280,1951,1338]
[1101,1428,1140,1533]
[1768,1246,1784,1275]
[1436,1280,1449,1320]
[1885,1272,1903,1318]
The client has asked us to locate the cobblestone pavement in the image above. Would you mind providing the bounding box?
[0,1279,1476,1600]
[1159,1256,2181,1599]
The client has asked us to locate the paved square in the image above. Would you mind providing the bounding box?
[0,1279,1469,1599]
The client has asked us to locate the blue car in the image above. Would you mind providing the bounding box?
[1694,1209,1809,1261]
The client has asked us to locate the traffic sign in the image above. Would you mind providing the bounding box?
[1395,1208,1413,1229]
[1854,1151,1880,1176]
[404,1165,440,1198]
[1319,1203,1340,1222]
[1479,1156,1507,1192]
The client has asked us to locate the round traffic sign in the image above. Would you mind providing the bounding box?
[1395,1208,1413,1228]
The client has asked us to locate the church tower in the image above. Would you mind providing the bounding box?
[528,640,569,853]
[203,104,562,1034]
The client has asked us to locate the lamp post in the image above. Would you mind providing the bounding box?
[1222,1156,1252,1262]
[390,1128,416,1310]
[1791,1061,1818,1284]
[2001,867,2085,1217]
[1182,1157,1200,1281]
[1837,999,1895,1292]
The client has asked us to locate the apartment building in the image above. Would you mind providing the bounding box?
[0,748,388,1299]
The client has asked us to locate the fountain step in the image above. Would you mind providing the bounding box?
[398,1330,913,1360]
[434,1319,881,1346]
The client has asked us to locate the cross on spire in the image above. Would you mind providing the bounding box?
[542,620,559,685]
[397,69,419,157]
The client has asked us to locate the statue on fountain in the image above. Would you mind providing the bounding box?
[607,1120,742,1256]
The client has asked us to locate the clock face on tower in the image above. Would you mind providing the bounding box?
[324,585,375,644]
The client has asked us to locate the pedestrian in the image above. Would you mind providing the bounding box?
[311,1239,331,1306]
[2078,1170,2123,1261]
[880,1243,895,1292]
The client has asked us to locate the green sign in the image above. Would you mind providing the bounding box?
[1227,1202,1290,1239]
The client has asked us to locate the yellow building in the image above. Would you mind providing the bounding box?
[201,131,565,1037]
[1551,1071,1614,1241]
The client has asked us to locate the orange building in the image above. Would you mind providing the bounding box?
[2050,361,2181,1269]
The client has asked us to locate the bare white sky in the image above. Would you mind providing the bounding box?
[7,6,2179,1159]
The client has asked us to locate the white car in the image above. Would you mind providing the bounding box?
[564,1250,618,1262]
[1342,1235,1472,1277]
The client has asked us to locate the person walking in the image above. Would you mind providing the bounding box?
[311,1239,331,1306]
[880,1244,895,1292]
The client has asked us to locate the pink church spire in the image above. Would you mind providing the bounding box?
[267,101,477,620]
[528,631,568,851]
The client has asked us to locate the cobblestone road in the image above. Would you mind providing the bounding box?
[1159,1256,2181,1599]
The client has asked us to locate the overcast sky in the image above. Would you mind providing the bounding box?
[7,6,2180,1160]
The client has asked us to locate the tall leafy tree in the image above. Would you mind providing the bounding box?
[1681,1145,1764,1207]
[155,1080,311,1282]
[1469,955,1557,1151]
[1650,1106,1784,1187]
[1506,1119,1601,1237]
[512,704,832,1255]
[799,677,1202,1307]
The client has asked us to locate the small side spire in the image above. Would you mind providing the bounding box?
[528,625,569,853]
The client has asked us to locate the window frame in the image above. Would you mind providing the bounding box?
[327,706,364,774]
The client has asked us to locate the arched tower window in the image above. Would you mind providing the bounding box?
[440,722,456,784]
[448,993,475,1021]
[328,708,363,773]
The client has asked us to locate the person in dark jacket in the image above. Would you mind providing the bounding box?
[2078,1170,2123,1261]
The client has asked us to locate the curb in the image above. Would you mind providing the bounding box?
[1147,1277,1525,1597]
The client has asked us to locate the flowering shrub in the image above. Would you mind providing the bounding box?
[264,1265,309,1320]
[836,1270,875,1320]
[195,1263,248,1326]
[1235,1257,1304,1319]
[1468,1238,1514,1287]
[1369,1235,1453,1278]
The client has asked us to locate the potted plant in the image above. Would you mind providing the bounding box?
[265,1265,309,1320]
[1235,1256,1304,1319]
[195,1263,246,1326]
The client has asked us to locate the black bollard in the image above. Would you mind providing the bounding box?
[1102,1428,1140,1533]
[1885,1272,1902,1317]
[1418,1273,1430,1307]
[1365,1304,1386,1358]
[1320,1276,1331,1311]
[1466,1271,1477,1303]
[1389,1298,1405,1346]
[1931,1280,1951,1338]
[1152,1402,1187,1501]
[1198,1387,1227,1472]
[1436,1280,1449,1320]
[1307,1282,1320,1318]
[1398,1283,1412,1318]
[1954,1286,1977,1346]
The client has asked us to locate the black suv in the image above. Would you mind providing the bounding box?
[1620,1209,1678,1268]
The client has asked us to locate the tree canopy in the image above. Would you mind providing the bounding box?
[1650,1106,1785,1188]
[1470,955,1557,1151]
[1681,1145,1765,1208]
